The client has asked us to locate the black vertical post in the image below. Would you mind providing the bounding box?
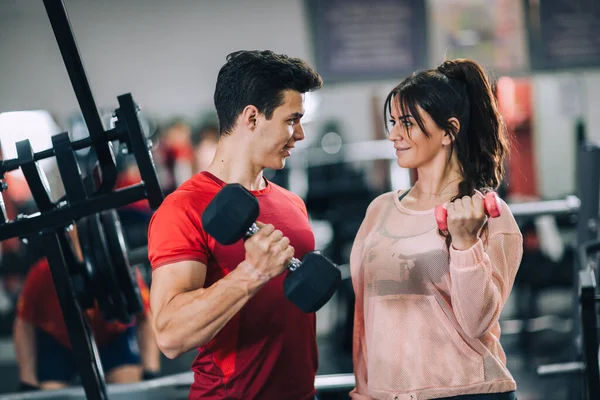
[574,144,600,399]
[578,269,600,400]
[42,229,107,400]
[574,144,600,331]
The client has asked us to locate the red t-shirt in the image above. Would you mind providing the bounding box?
[17,258,150,349]
[148,171,318,400]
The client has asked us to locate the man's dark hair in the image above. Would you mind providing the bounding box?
[214,50,323,135]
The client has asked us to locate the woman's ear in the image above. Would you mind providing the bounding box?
[442,117,461,146]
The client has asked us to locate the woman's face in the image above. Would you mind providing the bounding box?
[387,101,453,169]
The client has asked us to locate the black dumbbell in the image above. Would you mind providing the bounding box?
[202,183,341,313]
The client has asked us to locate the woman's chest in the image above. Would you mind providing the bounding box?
[362,228,451,295]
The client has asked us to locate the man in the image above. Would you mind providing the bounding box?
[13,226,160,391]
[148,50,323,399]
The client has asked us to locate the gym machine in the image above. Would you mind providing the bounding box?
[0,1,164,399]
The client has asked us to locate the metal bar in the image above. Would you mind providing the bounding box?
[0,129,121,175]
[43,231,107,400]
[287,139,394,169]
[42,0,116,193]
[509,196,581,218]
[0,372,357,399]
[574,144,600,361]
[579,268,600,400]
[0,185,146,241]
[537,362,585,377]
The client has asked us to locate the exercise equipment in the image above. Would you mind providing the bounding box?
[2,372,358,399]
[76,210,147,324]
[51,130,147,324]
[536,241,600,400]
[434,192,502,231]
[0,1,164,398]
[201,183,342,313]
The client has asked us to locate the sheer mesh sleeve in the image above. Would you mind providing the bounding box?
[449,208,523,339]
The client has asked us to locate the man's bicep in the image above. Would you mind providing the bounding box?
[150,260,207,315]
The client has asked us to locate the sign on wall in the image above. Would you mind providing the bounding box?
[526,0,600,70]
[305,0,427,82]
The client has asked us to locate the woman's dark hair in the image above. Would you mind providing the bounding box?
[384,59,510,246]
[214,50,323,135]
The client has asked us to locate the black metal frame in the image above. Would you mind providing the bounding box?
[42,0,116,195]
[44,230,108,399]
[577,242,600,400]
[0,1,164,398]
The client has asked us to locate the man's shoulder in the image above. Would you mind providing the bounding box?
[159,173,222,211]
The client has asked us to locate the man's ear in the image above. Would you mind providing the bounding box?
[442,117,460,146]
[241,105,259,131]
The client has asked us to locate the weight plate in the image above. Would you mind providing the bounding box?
[117,94,164,209]
[16,140,53,212]
[76,217,101,311]
[100,210,144,316]
[88,213,131,324]
[52,132,87,203]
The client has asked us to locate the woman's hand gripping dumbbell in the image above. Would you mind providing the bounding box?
[201,184,341,313]
[434,192,502,248]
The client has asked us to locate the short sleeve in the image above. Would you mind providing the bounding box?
[147,193,210,270]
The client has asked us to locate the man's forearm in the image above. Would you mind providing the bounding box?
[137,313,161,373]
[154,261,267,358]
[13,318,38,385]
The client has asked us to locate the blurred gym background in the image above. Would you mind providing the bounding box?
[0,1,599,399]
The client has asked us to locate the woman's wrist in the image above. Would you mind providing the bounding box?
[451,235,478,251]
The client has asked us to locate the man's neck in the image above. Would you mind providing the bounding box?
[205,134,266,191]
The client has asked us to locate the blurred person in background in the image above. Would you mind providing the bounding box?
[154,119,194,194]
[12,226,160,392]
[191,123,219,173]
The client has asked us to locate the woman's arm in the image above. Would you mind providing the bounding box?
[449,231,523,339]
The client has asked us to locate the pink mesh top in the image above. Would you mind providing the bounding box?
[350,191,523,400]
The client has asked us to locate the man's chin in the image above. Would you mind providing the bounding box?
[265,158,286,170]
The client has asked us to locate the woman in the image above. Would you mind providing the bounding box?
[350,59,523,400]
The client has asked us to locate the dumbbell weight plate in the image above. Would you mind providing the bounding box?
[283,251,342,313]
[88,213,132,324]
[100,210,144,316]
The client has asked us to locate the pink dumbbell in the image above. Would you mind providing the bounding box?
[435,192,502,231]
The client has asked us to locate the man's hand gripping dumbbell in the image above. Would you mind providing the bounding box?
[202,184,341,313]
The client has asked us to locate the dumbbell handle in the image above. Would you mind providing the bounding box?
[246,223,302,271]
[435,192,502,231]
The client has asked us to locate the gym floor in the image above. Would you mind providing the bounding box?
[0,286,579,399]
